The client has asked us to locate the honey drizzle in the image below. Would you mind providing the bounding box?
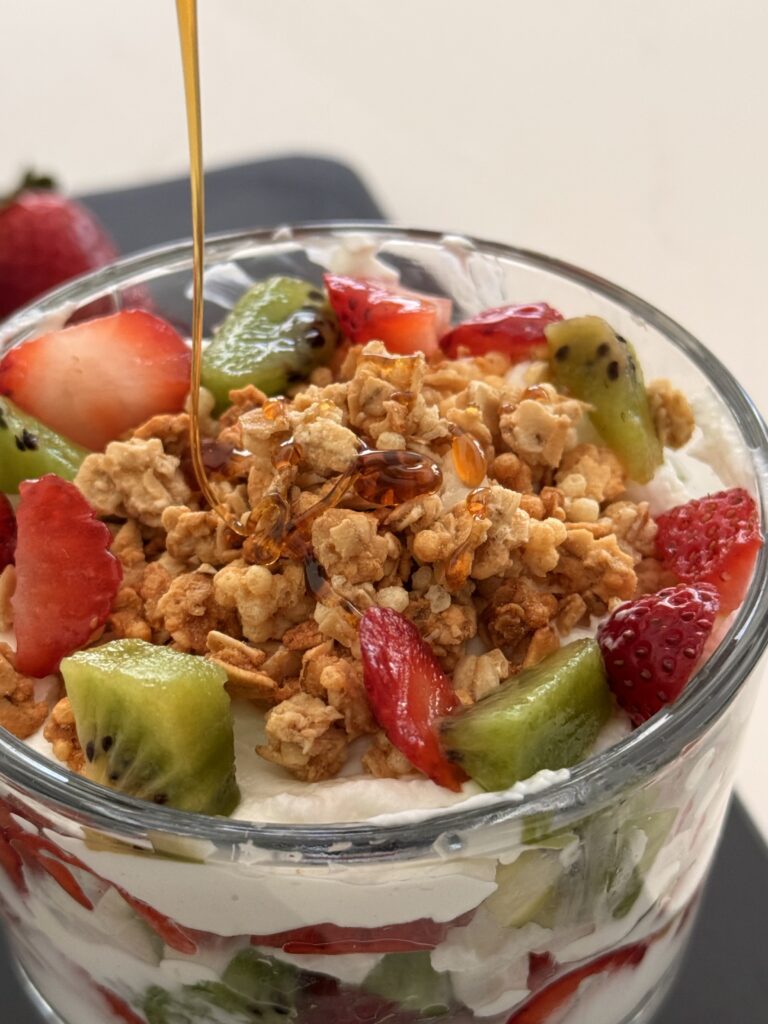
[445,485,491,591]
[176,0,230,525]
[176,3,444,604]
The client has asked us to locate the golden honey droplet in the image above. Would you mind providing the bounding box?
[522,384,550,402]
[451,432,487,488]
[262,398,287,421]
[353,449,443,506]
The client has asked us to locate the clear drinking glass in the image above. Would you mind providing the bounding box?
[0,227,766,1024]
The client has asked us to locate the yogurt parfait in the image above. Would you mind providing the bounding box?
[0,228,765,1024]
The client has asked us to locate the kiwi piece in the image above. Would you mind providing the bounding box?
[362,952,453,1018]
[222,949,300,1017]
[202,276,339,411]
[61,639,239,816]
[546,316,662,483]
[0,396,88,493]
[441,639,612,791]
[484,849,564,929]
[143,952,300,1024]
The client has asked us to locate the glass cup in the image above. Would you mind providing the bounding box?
[0,226,766,1024]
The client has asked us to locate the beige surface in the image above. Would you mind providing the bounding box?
[2,0,767,837]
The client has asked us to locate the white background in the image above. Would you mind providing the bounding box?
[2,1,767,837]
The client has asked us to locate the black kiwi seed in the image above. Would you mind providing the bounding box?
[308,289,323,302]
[85,741,95,762]
[305,328,326,349]
[596,342,610,358]
[109,771,121,781]
[14,435,25,451]
[102,735,113,752]
[21,428,38,450]
[616,334,628,345]
[153,793,168,805]
[607,360,620,381]
[555,345,570,361]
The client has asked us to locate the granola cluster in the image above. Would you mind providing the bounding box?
[61,343,693,783]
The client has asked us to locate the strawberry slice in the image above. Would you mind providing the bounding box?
[0,493,15,571]
[655,488,763,612]
[0,310,191,450]
[359,607,467,790]
[440,302,563,360]
[12,475,122,677]
[250,913,472,955]
[324,275,451,356]
[508,941,648,1023]
[597,583,720,725]
[116,889,199,955]
[95,986,146,1024]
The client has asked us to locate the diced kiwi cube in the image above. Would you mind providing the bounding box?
[546,316,662,483]
[362,951,453,1017]
[61,639,239,816]
[0,397,88,493]
[441,639,612,791]
[202,276,338,411]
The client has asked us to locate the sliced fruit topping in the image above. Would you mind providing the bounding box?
[362,952,453,1018]
[359,607,467,791]
[0,310,191,450]
[0,396,88,493]
[546,316,662,483]
[0,172,118,321]
[61,639,239,815]
[201,276,339,411]
[12,475,122,677]
[597,583,720,725]
[325,274,451,356]
[0,493,15,570]
[484,849,564,929]
[440,302,562,360]
[250,914,471,955]
[655,488,763,612]
[440,639,612,791]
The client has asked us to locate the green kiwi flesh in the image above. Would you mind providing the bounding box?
[546,316,662,483]
[143,950,300,1023]
[362,951,453,1017]
[0,396,88,493]
[61,639,239,816]
[202,276,339,411]
[441,639,612,791]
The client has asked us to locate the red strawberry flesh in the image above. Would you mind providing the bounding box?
[12,475,122,677]
[359,607,467,790]
[597,583,720,725]
[250,913,472,955]
[324,274,450,356]
[440,302,563,359]
[0,310,191,450]
[0,493,16,570]
[655,487,763,612]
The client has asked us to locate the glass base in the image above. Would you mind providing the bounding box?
[12,959,68,1024]
[11,953,680,1024]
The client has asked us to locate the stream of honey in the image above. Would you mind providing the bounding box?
[175,0,484,601]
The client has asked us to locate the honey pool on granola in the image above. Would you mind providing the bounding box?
[0,272,760,821]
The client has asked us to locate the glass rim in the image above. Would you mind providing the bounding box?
[1,222,767,860]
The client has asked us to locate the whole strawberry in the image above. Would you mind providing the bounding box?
[597,583,720,725]
[655,488,763,613]
[0,172,118,321]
